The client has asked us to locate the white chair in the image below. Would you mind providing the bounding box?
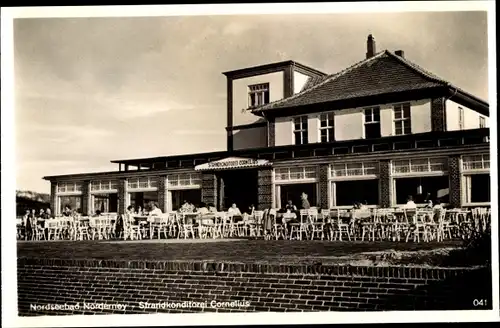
[331,209,350,241]
[123,214,142,240]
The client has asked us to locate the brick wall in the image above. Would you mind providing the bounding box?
[431,97,446,132]
[448,155,462,208]
[201,173,218,208]
[50,182,57,215]
[18,258,491,316]
[157,175,167,213]
[318,165,329,210]
[117,178,127,216]
[257,168,273,210]
[379,160,392,208]
[81,180,91,216]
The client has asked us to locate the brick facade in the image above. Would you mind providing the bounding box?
[448,155,462,208]
[118,178,127,216]
[257,168,273,210]
[268,119,275,147]
[17,258,491,315]
[431,97,446,132]
[81,180,91,216]
[201,173,218,208]
[157,175,168,213]
[50,182,58,215]
[318,164,330,210]
[379,160,392,208]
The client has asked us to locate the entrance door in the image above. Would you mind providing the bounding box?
[219,169,258,211]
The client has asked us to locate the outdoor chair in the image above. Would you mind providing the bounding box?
[46,220,59,240]
[308,209,324,240]
[149,215,169,239]
[253,210,264,237]
[331,209,350,241]
[123,214,142,240]
[178,212,196,239]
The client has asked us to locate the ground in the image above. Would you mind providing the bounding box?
[17,239,470,267]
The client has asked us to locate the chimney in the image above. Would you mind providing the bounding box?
[395,50,405,58]
[366,34,376,59]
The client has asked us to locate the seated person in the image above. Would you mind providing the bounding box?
[404,196,417,209]
[228,203,243,222]
[180,200,192,213]
[43,208,53,220]
[136,206,144,216]
[425,199,433,209]
[208,203,218,213]
[197,202,210,216]
[62,206,72,217]
[93,210,103,217]
[284,200,298,214]
[149,203,163,216]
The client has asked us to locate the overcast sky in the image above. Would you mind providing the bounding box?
[13,11,489,193]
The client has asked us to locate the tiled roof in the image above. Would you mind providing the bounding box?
[252,50,486,113]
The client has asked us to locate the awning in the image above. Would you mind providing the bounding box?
[195,157,271,171]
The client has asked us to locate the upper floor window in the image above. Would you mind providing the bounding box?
[479,116,486,128]
[248,83,270,108]
[394,103,411,135]
[364,107,381,139]
[319,112,335,143]
[293,116,308,145]
[458,107,464,130]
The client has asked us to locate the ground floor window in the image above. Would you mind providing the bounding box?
[129,191,158,211]
[277,183,317,209]
[464,174,490,203]
[333,179,379,206]
[394,175,449,205]
[58,195,82,214]
[93,193,118,214]
[170,189,202,211]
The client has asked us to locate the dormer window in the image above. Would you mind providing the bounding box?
[248,83,270,108]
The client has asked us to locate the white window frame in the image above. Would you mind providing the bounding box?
[458,107,464,130]
[293,116,309,145]
[248,83,270,108]
[56,182,83,195]
[329,162,379,180]
[393,103,412,135]
[462,172,491,206]
[462,154,490,172]
[274,166,318,184]
[127,176,158,191]
[392,175,450,207]
[364,107,381,138]
[91,180,118,193]
[479,116,486,128]
[167,173,202,189]
[319,112,335,143]
[391,157,448,176]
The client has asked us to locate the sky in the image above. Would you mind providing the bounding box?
[12,10,489,193]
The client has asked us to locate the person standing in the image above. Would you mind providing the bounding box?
[301,192,311,210]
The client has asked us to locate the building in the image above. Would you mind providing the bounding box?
[43,35,490,216]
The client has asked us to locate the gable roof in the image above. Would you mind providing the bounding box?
[252,50,488,114]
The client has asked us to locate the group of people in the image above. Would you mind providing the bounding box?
[404,195,443,211]
[20,207,54,240]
